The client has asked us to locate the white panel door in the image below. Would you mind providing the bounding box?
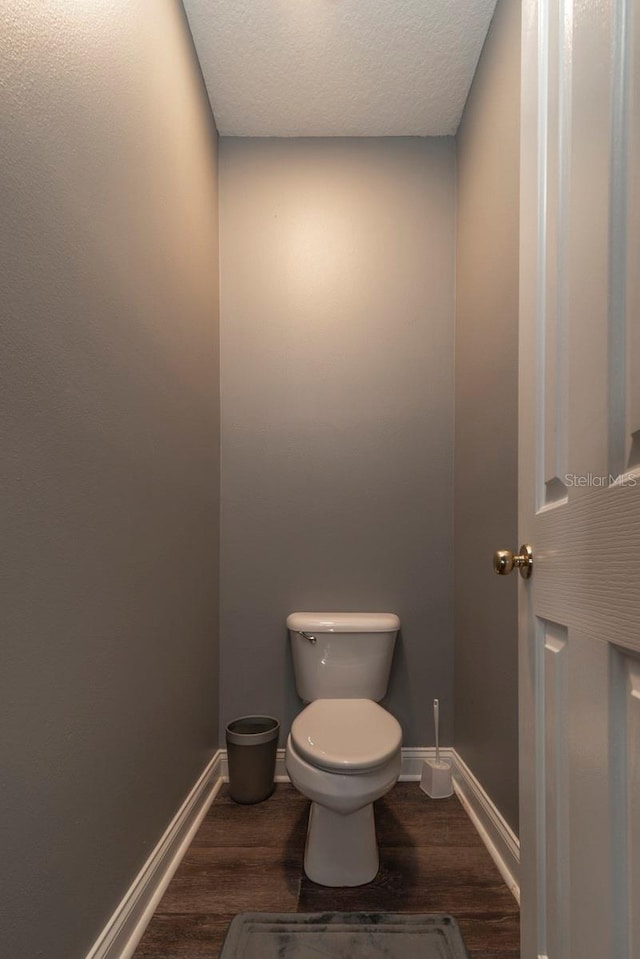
[519,1,640,958]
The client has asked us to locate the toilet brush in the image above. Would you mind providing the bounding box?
[419,699,453,799]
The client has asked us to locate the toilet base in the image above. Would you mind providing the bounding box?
[304,801,379,887]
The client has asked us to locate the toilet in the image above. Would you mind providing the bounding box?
[285,611,402,887]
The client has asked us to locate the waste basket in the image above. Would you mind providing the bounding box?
[225,715,280,804]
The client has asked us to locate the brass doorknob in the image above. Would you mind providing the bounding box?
[493,545,533,579]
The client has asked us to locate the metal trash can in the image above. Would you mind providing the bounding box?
[225,715,280,804]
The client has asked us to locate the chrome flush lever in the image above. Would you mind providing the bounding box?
[298,630,317,645]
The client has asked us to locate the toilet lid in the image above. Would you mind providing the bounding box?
[291,699,402,773]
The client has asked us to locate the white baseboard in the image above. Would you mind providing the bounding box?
[259,745,519,902]
[397,745,454,780]
[85,749,225,959]
[450,750,520,903]
[87,743,519,959]
[242,745,454,783]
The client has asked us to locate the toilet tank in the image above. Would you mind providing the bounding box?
[287,611,400,702]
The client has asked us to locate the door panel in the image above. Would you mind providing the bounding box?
[540,620,569,959]
[610,0,640,472]
[520,1,640,957]
[540,0,571,505]
[610,647,640,959]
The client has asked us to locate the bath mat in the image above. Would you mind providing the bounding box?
[219,912,469,958]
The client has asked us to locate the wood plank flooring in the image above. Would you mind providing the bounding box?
[133,783,520,959]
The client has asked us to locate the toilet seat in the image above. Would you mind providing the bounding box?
[291,698,402,773]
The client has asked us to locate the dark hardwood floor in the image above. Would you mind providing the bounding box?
[133,783,520,959]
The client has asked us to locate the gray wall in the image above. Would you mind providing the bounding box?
[454,0,521,832]
[0,3,220,957]
[219,137,455,745]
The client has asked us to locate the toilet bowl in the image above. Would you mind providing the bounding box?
[285,611,402,886]
[285,697,402,886]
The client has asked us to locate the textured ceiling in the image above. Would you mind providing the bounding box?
[183,0,498,137]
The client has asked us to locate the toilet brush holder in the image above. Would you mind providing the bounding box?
[419,758,453,799]
[419,697,453,799]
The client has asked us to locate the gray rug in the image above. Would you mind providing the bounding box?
[219,913,469,958]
